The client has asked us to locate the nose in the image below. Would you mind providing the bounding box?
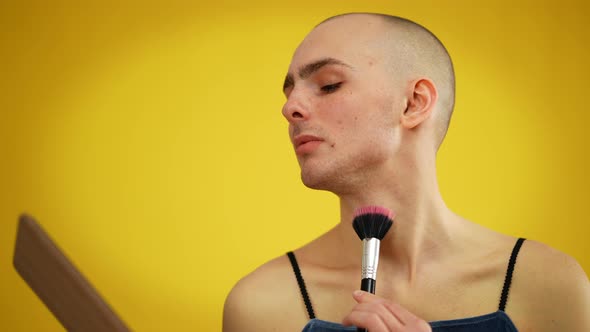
[282,90,310,123]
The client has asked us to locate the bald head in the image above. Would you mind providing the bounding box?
[318,13,456,149]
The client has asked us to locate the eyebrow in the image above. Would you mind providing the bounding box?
[283,57,352,93]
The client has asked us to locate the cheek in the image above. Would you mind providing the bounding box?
[358,94,400,150]
[316,92,362,129]
[370,89,400,130]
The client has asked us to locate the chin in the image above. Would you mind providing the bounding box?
[299,167,347,193]
[300,168,330,191]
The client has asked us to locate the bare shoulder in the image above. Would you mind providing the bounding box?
[222,254,307,332]
[511,239,590,331]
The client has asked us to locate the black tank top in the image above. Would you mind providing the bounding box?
[287,238,525,332]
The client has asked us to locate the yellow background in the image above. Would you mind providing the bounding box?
[1,1,588,330]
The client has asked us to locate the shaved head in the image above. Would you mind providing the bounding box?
[283,13,457,190]
[319,13,455,149]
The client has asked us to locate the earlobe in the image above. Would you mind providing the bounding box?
[400,79,438,129]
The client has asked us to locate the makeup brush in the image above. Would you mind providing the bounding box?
[352,206,394,332]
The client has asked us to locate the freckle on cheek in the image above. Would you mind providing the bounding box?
[331,143,336,147]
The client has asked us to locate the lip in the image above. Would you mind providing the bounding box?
[293,135,324,155]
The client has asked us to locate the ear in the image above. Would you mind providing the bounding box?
[401,78,438,129]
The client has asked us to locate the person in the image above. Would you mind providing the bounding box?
[222,13,590,332]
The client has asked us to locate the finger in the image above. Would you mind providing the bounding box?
[342,308,391,331]
[343,302,404,331]
[381,300,416,324]
[353,290,385,304]
[352,291,415,324]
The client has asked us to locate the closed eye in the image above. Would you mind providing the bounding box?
[321,82,342,94]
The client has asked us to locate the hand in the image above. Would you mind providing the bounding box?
[342,290,432,332]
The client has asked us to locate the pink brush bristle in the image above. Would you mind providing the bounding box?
[354,206,395,219]
[352,206,394,240]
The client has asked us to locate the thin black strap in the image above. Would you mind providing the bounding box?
[498,238,526,311]
[287,251,316,320]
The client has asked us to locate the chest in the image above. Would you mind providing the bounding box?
[301,264,506,324]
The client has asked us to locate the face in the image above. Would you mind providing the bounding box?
[282,15,407,193]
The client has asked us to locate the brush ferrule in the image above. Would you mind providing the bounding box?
[361,238,380,280]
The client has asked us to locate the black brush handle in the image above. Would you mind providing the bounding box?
[360,278,376,294]
[357,278,376,332]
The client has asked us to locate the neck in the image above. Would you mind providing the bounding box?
[336,153,456,282]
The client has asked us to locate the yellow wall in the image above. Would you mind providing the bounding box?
[1,1,588,330]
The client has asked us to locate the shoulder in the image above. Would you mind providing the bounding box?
[511,239,590,331]
[516,240,588,298]
[222,253,308,332]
